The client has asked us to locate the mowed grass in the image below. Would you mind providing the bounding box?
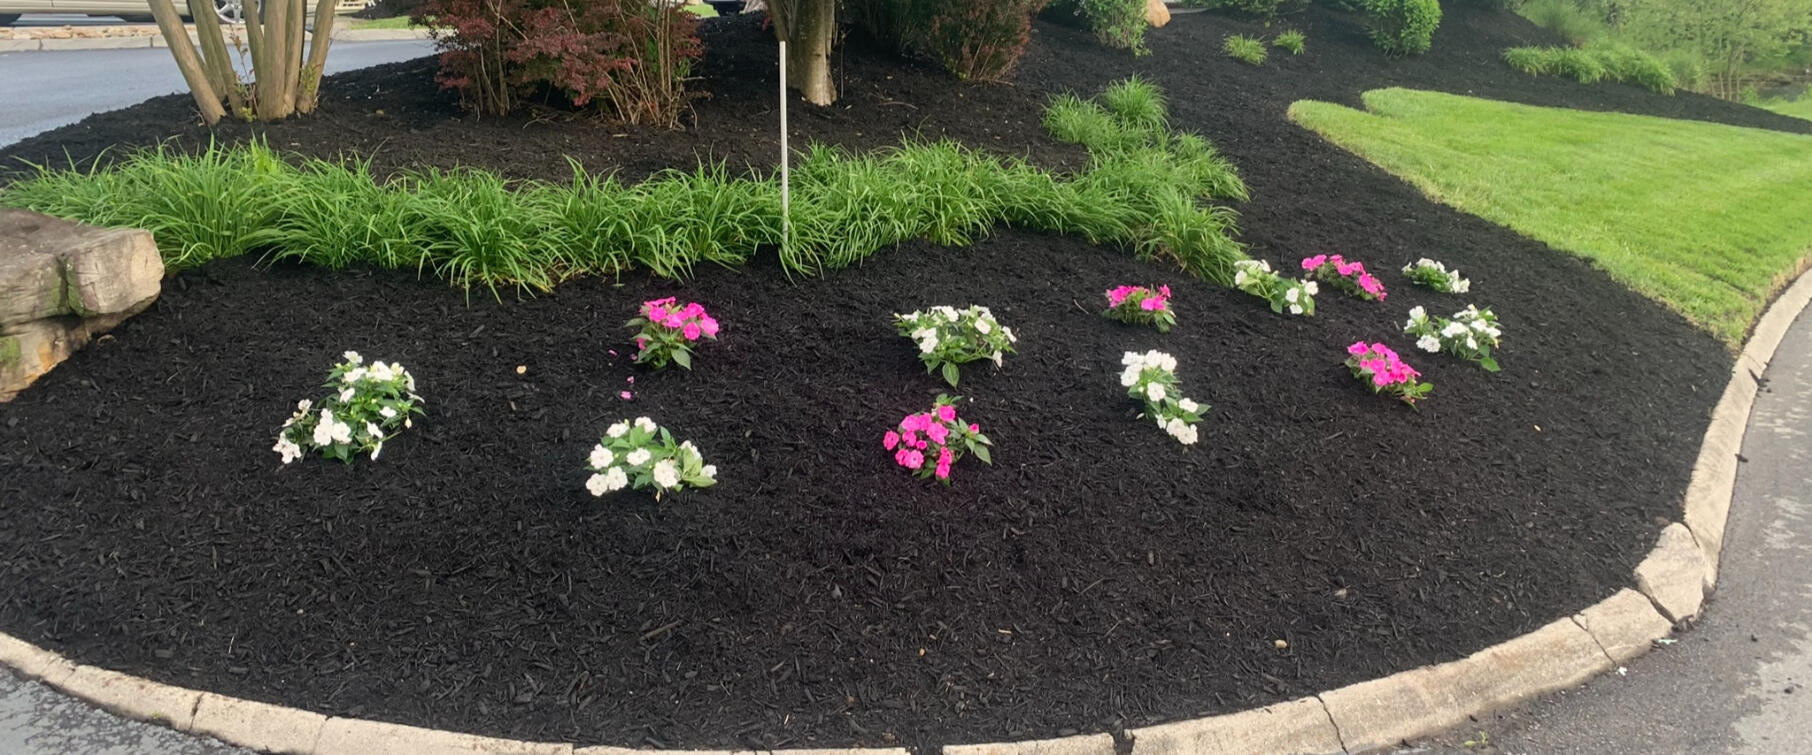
[1761,97,1812,122]
[1290,88,1812,347]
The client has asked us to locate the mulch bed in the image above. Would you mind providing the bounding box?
[0,3,1790,751]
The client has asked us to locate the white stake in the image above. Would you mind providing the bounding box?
[779,39,791,250]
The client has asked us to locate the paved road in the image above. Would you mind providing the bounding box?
[0,669,247,754]
[1410,305,1812,754]
[0,38,433,148]
[6,13,152,26]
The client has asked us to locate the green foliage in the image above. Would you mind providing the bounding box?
[1224,34,1269,64]
[2,80,1250,295]
[1518,0,1812,100]
[1177,0,1300,17]
[1290,87,1812,347]
[1362,0,1441,56]
[1504,43,1679,94]
[1517,0,1605,46]
[1077,0,1149,54]
[845,0,1048,81]
[1273,28,1307,54]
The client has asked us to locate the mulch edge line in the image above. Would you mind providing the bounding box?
[2,270,1807,755]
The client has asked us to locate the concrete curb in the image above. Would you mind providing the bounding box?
[0,270,1807,753]
[0,27,430,52]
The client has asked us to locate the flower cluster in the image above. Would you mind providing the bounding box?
[1345,342,1432,406]
[1302,254,1388,301]
[1103,285,1176,332]
[895,305,1018,387]
[1119,350,1205,445]
[1405,305,1503,372]
[1401,258,1471,294]
[627,297,720,370]
[274,351,422,464]
[884,395,993,484]
[1233,260,1318,316]
[586,417,717,497]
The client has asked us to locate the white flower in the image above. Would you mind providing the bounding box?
[1442,322,1469,338]
[1302,281,1319,296]
[329,420,352,446]
[404,418,413,429]
[634,417,658,433]
[992,351,1004,367]
[1453,278,1471,293]
[342,351,362,365]
[313,409,338,446]
[1285,287,1299,303]
[586,473,610,497]
[380,406,397,419]
[589,445,614,469]
[701,464,717,480]
[607,421,630,438]
[365,422,383,439]
[370,442,383,461]
[919,336,939,354]
[1147,382,1166,402]
[342,367,366,384]
[1289,304,1304,315]
[1142,351,1166,368]
[1466,336,1478,350]
[296,399,313,412]
[1179,398,1199,413]
[368,362,395,382]
[679,441,698,459]
[625,448,652,467]
[1122,351,1142,366]
[1470,319,1489,331]
[911,327,935,342]
[1121,366,1142,387]
[273,436,302,464]
[1003,327,1016,343]
[1234,270,1249,286]
[339,387,355,402]
[652,459,681,490]
[1160,354,1177,372]
[974,318,992,335]
[603,466,629,492]
[1408,305,1426,322]
[1176,423,1198,445]
[1417,335,1442,353]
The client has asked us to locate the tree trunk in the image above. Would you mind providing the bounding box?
[771,0,836,105]
[146,0,226,124]
[298,0,339,114]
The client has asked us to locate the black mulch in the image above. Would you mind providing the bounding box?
[0,3,1783,751]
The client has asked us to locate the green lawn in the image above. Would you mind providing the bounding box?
[1290,88,1812,347]
[685,4,718,17]
[345,15,417,30]
[1761,97,1812,122]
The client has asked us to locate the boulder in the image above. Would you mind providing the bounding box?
[1,209,162,401]
[1147,0,1170,27]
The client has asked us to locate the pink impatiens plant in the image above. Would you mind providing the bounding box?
[1303,254,1388,302]
[1103,284,1176,332]
[1345,341,1432,406]
[883,395,993,484]
[627,297,720,370]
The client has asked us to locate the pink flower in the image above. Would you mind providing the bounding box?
[936,405,957,423]
[619,390,633,400]
[938,447,953,466]
[1302,254,1327,270]
[662,314,684,329]
[635,337,648,350]
[926,423,949,446]
[626,376,635,384]
[1372,370,1392,387]
[1159,284,1171,298]
[1107,286,1132,306]
[968,423,980,433]
[683,323,702,341]
[883,431,900,450]
[1347,341,1370,357]
[901,414,930,433]
[1360,358,1386,375]
[700,317,720,337]
[935,461,951,480]
[1140,297,1163,311]
[895,448,912,467]
[902,429,919,448]
[903,450,924,470]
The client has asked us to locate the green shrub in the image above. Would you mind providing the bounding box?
[1273,29,1306,55]
[1224,34,1268,65]
[1362,0,1440,56]
[1503,44,1678,94]
[1177,0,1302,17]
[846,0,1048,82]
[1516,0,1603,47]
[1075,0,1149,54]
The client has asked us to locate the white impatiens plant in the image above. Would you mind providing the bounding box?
[586,417,717,499]
[274,351,422,464]
[1402,258,1471,294]
[1119,350,1207,445]
[894,305,1018,387]
[1404,305,1504,372]
[1233,259,1318,316]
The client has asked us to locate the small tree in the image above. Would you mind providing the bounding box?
[146,0,342,123]
[767,0,838,105]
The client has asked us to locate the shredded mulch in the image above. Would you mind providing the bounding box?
[0,3,1786,751]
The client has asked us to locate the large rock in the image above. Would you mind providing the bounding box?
[1147,0,1171,27]
[1,209,162,401]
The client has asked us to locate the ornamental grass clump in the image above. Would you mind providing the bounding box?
[1405,305,1503,372]
[895,305,1018,386]
[627,297,720,370]
[1345,341,1432,406]
[1119,350,1206,445]
[273,351,423,464]
[1274,29,1306,55]
[884,395,994,484]
[1302,253,1388,301]
[585,417,716,497]
[1103,284,1176,332]
[1233,259,1318,315]
[1224,34,1268,65]
[1401,258,1470,293]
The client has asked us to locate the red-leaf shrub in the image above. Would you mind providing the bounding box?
[417,0,702,124]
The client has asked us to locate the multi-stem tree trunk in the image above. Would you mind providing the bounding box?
[768,0,837,105]
[145,0,339,124]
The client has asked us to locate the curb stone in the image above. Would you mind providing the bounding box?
[48,664,202,730]
[1128,696,1342,754]
[1319,617,1610,753]
[945,733,1116,755]
[0,261,1805,754]
[0,38,44,51]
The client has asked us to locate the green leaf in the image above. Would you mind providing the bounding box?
[941,362,961,387]
[1480,356,1501,372]
[972,444,992,465]
[672,349,692,370]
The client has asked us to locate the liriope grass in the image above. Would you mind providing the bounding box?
[1,79,1249,294]
[1504,44,1678,95]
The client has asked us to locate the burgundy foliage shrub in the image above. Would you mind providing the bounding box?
[417,0,702,125]
[918,0,1049,81]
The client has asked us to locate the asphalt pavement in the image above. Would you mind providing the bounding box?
[0,37,433,148]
